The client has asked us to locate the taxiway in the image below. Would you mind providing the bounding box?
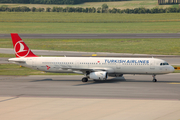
[1,74,180,120]
[0,74,180,99]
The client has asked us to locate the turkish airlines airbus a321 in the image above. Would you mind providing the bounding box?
[8,33,174,82]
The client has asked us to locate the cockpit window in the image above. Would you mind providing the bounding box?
[160,62,169,66]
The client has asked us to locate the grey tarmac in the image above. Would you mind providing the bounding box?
[1,48,180,65]
[1,32,180,119]
[1,48,180,58]
[1,33,180,39]
[0,74,180,120]
[0,74,180,99]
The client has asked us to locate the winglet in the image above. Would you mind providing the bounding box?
[11,33,38,58]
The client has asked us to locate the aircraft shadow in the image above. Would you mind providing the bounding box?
[30,79,80,82]
[123,79,180,83]
[74,78,126,86]
[30,77,126,84]
[30,77,180,85]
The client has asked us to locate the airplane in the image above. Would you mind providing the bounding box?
[8,33,174,82]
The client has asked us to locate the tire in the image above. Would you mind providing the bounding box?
[153,79,157,82]
[82,77,88,82]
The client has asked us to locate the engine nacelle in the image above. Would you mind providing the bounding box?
[89,71,108,80]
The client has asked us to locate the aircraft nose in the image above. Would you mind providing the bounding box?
[170,66,174,72]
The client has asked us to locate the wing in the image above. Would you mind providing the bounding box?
[61,67,114,74]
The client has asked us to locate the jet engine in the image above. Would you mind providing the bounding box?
[89,71,108,80]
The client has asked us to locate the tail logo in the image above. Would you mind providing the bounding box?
[14,41,30,57]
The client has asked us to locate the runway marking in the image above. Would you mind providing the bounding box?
[0,94,23,102]
[168,83,180,84]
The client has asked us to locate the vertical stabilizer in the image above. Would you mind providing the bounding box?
[11,33,37,57]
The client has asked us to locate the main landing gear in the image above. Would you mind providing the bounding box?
[152,75,157,82]
[82,77,88,82]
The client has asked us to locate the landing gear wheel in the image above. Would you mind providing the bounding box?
[82,77,88,82]
[153,79,157,82]
[152,75,157,82]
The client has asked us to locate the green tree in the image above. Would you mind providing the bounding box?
[78,7,83,12]
[52,7,56,12]
[75,7,79,12]
[102,3,108,13]
[111,8,117,13]
[117,9,122,13]
[46,7,51,12]
[31,7,36,12]
[88,8,92,13]
[102,3,108,10]
[97,7,102,13]
[0,6,7,11]
[21,6,31,12]
[92,7,96,13]
[134,8,139,14]
[37,8,44,12]
[82,8,86,12]
[14,7,21,12]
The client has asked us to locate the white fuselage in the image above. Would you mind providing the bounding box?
[9,57,174,76]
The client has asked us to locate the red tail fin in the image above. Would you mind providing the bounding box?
[11,33,37,58]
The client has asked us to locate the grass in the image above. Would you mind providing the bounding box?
[172,70,180,73]
[0,53,15,58]
[0,64,77,75]
[0,1,177,9]
[0,63,179,76]
[1,12,180,23]
[0,12,180,33]
[0,22,180,34]
[1,38,180,55]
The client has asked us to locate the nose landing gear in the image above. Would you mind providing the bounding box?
[152,75,157,82]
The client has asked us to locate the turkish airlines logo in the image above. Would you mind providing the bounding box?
[46,65,51,70]
[14,41,30,57]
